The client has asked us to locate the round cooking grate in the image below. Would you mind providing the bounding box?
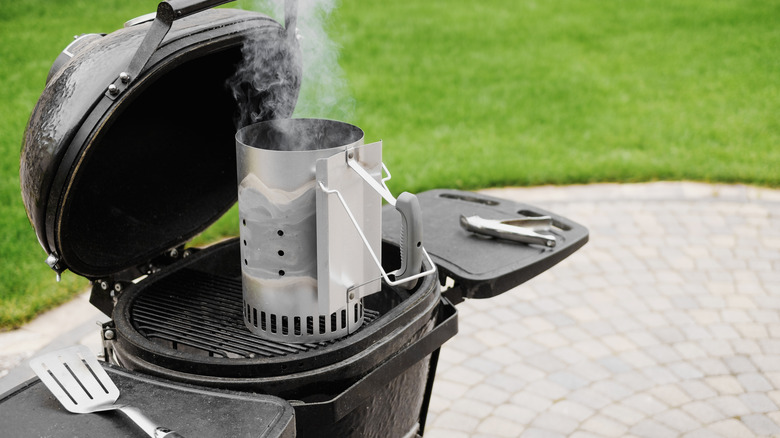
[130,269,380,359]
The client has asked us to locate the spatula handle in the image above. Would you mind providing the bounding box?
[155,428,185,438]
[119,406,184,438]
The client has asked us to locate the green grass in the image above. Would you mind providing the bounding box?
[1,0,778,329]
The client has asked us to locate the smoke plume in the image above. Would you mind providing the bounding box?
[228,0,354,129]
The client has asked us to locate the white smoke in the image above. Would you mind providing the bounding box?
[230,0,354,127]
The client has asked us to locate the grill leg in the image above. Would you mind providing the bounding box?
[417,346,441,436]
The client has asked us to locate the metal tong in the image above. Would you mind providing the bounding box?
[459,215,557,247]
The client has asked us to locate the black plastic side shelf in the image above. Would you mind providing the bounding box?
[382,189,589,303]
[0,363,296,437]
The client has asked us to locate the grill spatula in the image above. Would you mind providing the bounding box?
[29,345,183,438]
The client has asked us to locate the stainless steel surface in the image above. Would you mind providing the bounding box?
[459,214,557,247]
[315,141,383,317]
[29,345,177,438]
[236,119,374,342]
[236,118,436,343]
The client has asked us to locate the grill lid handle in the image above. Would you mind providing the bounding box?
[108,0,298,99]
[162,0,234,21]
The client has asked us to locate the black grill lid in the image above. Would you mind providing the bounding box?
[19,2,301,279]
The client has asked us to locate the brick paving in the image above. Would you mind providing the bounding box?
[424,182,780,437]
[2,182,779,437]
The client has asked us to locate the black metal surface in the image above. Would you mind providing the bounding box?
[291,297,457,426]
[104,237,448,438]
[19,8,301,278]
[110,238,442,382]
[383,189,589,302]
[0,362,295,438]
[131,268,380,359]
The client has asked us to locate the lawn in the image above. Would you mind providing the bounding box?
[1,0,778,329]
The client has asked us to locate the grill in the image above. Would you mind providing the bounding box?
[15,0,589,436]
[131,268,380,359]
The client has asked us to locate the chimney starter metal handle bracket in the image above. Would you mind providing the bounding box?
[317,181,435,290]
[317,144,435,291]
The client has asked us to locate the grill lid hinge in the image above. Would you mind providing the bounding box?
[45,253,65,282]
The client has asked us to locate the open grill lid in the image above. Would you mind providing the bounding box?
[19,0,302,280]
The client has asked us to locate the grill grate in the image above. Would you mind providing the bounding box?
[131,269,379,359]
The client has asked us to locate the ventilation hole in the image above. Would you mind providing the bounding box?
[244,259,248,265]
[307,316,314,335]
[417,241,421,247]
[282,316,288,335]
[242,219,246,226]
[270,314,277,334]
[252,307,258,328]
[243,240,247,246]
[261,311,267,331]
[245,303,250,321]
[294,317,301,335]
[279,270,285,276]
[319,315,326,335]
[330,313,337,332]
[354,303,359,323]
[341,309,347,329]
[277,230,284,236]
[278,250,284,256]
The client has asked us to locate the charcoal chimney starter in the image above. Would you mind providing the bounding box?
[236,118,431,342]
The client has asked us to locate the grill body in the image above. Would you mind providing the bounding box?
[108,237,451,437]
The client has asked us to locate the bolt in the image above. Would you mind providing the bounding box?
[119,72,131,83]
[182,249,191,258]
[169,248,179,258]
[108,84,119,95]
[104,330,115,340]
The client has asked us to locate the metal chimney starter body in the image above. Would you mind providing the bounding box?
[236,118,397,343]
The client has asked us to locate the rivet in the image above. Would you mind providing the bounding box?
[119,72,131,83]
[349,292,355,300]
[104,330,115,340]
[100,280,109,290]
[108,84,119,95]
[113,283,123,292]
